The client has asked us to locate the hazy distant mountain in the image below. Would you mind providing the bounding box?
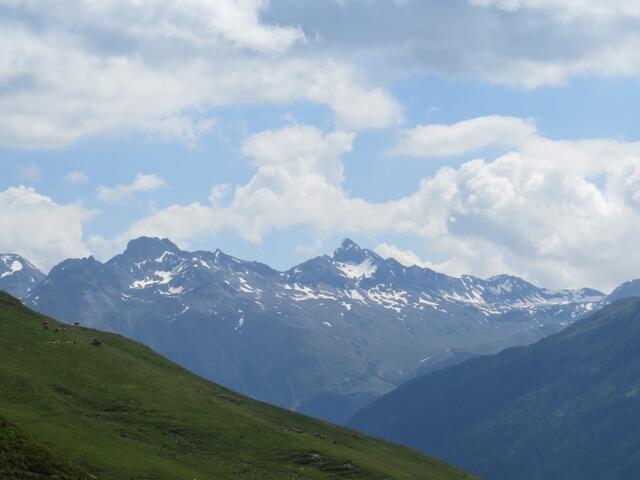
[0,254,45,298]
[607,279,640,302]
[349,298,640,480]
[0,291,474,480]
[19,237,605,423]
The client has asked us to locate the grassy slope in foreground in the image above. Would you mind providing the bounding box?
[0,292,475,480]
[0,415,89,480]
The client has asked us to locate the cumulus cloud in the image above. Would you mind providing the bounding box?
[0,0,401,148]
[391,116,536,158]
[94,126,362,251]
[97,173,166,203]
[379,118,640,289]
[242,125,355,183]
[0,186,94,271]
[99,119,640,291]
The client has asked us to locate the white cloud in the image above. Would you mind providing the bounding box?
[4,0,638,147]
[374,243,429,267]
[242,125,355,183]
[64,171,89,184]
[90,126,365,253]
[391,116,536,158]
[209,184,232,206]
[146,116,216,144]
[0,186,94,271]
[469,0,640,20]
[267,0,640,89]
[295,239,323,256]
[97,173,166,203]
[391,116,640,175]
[380,119,640,289]
[90,200,222,258]
[605,157,640,208]
[0,1,401,148]
[99,119,640,291]
[10,0,304,54]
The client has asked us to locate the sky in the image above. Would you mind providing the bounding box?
[2,0,640,292]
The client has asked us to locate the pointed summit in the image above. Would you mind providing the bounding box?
[123,237,180,260]
[332,238,369,263]
[340,238,360,250]
[333,238,360,255]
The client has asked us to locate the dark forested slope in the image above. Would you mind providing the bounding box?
[350,297,640,480]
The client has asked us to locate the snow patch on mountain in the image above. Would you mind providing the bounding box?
[345,289,367,303]
[336,259,377,279]
[0,254,46,298]
[367,287,409,313]
[286,283,338,301]
[487,278,515,294]
[0,259,23,278]
[155,251,175,263]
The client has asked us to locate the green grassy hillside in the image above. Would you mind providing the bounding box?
[0,415,89,479]
[0,292,475,480]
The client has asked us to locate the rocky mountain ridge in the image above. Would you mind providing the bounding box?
[2,237,618,422]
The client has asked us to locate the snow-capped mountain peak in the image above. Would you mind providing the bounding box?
[0,254,45,298]
[332,238,372,263]
[329,240,381,281]
[8,236,631,423]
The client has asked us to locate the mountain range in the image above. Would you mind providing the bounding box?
[349,297,640,480]
[0,237,626,423]
[0,290,474,480]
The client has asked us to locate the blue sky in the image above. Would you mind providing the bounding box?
[2,0,640,291]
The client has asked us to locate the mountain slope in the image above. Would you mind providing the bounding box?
[349,297,640,480]
[0,254,45,298]
[0,416,89,480]
[607,278,640,302]
[0,291,475,480]
[21,237,604,423]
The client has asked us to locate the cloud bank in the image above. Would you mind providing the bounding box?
[270,0,640,88]
[3,0,640,147]
[0,0,401,148]
[88,118,640,291]
[0,186,94,271]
